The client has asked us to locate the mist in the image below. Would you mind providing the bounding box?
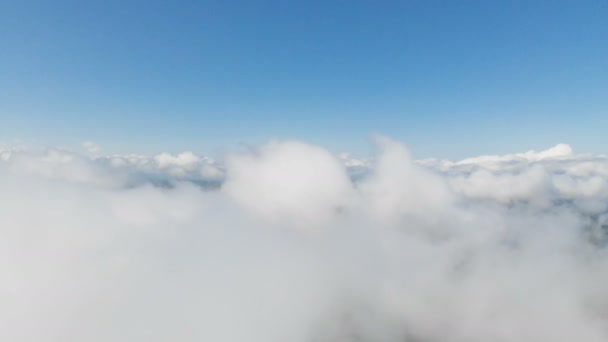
[1,138,608,341]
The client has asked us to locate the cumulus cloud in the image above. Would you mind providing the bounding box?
[223,140,354,227]
[82,141,102,154]
[1,138,608,341]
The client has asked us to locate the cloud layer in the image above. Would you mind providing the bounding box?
[1,139,608,341]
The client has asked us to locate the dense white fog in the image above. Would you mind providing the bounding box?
[1,138,608,341]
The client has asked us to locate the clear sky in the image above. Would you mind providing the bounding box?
[1,0,607,159]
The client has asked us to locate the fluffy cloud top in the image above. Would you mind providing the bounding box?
[1,139,608,341]
[82,141,102,154]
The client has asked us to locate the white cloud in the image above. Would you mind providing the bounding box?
[82,141,101,154]
[1,139,608,341]
[223,140,354,228]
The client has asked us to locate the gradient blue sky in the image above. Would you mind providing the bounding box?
[1,0,607,158]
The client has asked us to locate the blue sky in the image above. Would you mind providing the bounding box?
[1,0,607,159]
